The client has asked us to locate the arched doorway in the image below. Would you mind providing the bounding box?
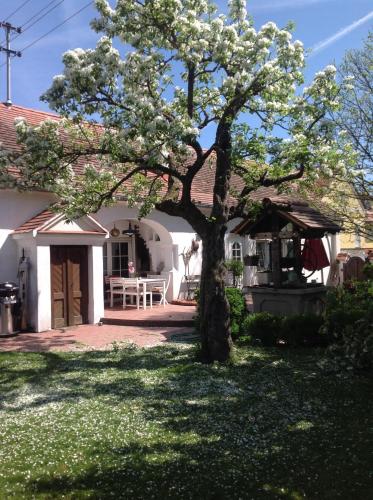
[103,218,173,277]
[135,233,151,275]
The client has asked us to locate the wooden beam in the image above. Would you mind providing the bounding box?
[293,235,302,281]
[271,214,281,288]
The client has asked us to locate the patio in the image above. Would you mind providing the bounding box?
[0,324,196,352]
[102,303,196,327]
[0,304,197,352]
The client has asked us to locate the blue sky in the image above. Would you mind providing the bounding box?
[1,0,372,115]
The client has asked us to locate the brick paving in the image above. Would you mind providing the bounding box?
[0,324,196,352]
[102,303,196,326]
[0,304,197,353]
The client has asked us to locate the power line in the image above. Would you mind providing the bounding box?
[1,0,64,47]
[20,1,93,53]
[12,0,66,43]
[4,0,33,22]
[0,1,93,69]
[21,0,64,32]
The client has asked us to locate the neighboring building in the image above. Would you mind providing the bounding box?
[0,103,341,332]
[339,208,373,260]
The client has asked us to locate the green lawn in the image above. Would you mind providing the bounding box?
[0,344,372,499]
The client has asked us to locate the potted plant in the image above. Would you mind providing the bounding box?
[225,260,244,287]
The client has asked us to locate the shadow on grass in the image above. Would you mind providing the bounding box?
[0,346,372,499]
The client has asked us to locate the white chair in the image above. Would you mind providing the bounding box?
[110,278,141,309]
[110,277,130,308]
[104,275,111,303]
[137,279,153,309]
[104,275,119,303]
[148,273,171,306]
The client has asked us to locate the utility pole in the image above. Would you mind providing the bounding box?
[0,22,22,106]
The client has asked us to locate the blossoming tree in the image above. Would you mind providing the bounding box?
[1,0,354,362]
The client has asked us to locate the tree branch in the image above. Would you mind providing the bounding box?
[261,162,305,187]
[187,64,195,119]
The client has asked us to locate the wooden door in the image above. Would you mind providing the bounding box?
[51,246,88,329]
[343,256,365,282]
[50,246,68,329]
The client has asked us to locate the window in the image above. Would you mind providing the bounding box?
[231,242,242,261]
[111,242,129,277]
[256,241,271,270]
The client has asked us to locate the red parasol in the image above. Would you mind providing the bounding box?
[301,239,330,271]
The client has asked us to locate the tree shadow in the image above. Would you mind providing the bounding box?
[1,346,372,499]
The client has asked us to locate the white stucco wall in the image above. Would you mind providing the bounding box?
[88,245,104,324]
[0,190,55,282]
[36,244,51,332]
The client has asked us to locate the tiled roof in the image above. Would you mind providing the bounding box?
[0,103,246,207]
[0,103,102,178]
[13,208,57,233]
[0,104,59,180]
[13,207,107,235]
[0,103,59,151]
[0,104,359,228]
[184,149,246,207]
[247,186,307,206]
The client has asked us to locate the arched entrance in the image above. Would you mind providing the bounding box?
[103,218,174,278]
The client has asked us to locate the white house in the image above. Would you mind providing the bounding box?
[0,104,339,332]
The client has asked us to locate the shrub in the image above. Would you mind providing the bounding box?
[225,287,246,338]
[194,287,247,339]
[363,262,373,280]
[321,282,372,340]
[240,312,325,347]
[281,314,325,347]
[240,312,282,346]
[321,280,373,372]
[323,319,373,372]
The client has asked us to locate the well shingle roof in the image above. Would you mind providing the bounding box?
[233,196,341,236]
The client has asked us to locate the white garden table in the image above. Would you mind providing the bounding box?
[109,277,166,309]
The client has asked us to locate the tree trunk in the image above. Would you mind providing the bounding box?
[199,223,233,363]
